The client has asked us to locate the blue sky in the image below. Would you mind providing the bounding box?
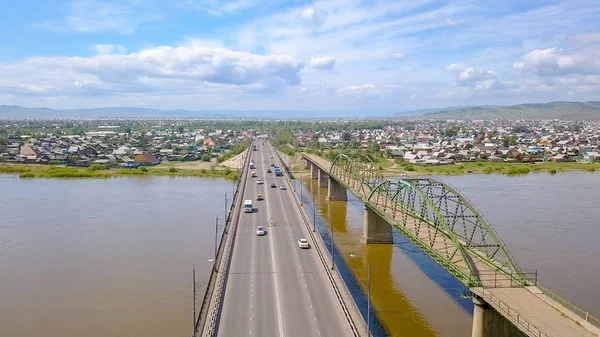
[0,0,599,112]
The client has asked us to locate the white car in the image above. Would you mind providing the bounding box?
[256,226,266,236]
[297,238,310,249]
[279,185,286,190]
[257,178,264,185]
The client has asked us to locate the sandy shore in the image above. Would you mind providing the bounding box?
[219,149,248,170]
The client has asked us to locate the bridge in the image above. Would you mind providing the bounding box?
[195,141,367,337]
[301,152,600,337]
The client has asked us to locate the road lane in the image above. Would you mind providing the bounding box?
[216,141,354,337]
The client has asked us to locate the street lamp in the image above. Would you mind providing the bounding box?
[348,255,373,337]
[300,177,303,206]
[330,215,335,270]
[192,258,215,335]
[312,189,316,232]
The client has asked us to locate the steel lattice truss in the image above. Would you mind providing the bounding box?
[366,178,527,287]
[329,153,383,196]
[325,153,527,287]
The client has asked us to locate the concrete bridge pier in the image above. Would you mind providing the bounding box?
[471,296,526,337]
[326,177,347,201]
[311,163,319,179]
[360,205,393,244]
[318,169,328,188]
[472,296,487,337]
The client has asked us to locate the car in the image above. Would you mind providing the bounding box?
[271,163,275,167]
[270,156,274,159]
[298,239,310,249]
[271,183,277,188]
[256,226,266,236]
[267,169,272,173]
[256,193,264,201]
[279,185,286,190]
[257,178,264,184]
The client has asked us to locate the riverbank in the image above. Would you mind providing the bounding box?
[286,153,599,176]
[0,164,240,180]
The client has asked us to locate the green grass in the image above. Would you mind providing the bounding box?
[0,164,240,180]
[384,160,600,176]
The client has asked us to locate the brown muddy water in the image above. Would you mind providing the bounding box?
[0,175,234,337]
[1,171,598,337]
[299,170,600,337]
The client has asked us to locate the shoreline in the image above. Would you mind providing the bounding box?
[0,163,240,180]
[287,155,598,177]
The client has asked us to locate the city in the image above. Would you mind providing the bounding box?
[1,0,600,337]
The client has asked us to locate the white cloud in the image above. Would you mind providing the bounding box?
[308,56,336,70]
[92,44,127,55]
[0,44,307,98]
[300,7,328,26]
[390,52,405,60]
[513,47,600,76]
[445,64,512,91]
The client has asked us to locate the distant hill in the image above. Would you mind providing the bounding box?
[419,101,600,120]
[393,105,504,116]
[0,105,367,119]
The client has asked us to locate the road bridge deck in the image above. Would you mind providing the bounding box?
[214,143,356,337]
[303,153,600,337]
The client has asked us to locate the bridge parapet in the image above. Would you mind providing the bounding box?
[195,145,253,337]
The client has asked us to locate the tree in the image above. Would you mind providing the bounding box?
[342,132,352,143]
[201,153,211,162]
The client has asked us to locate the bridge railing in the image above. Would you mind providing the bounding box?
[194,147,252,337]
[536,284,600,330]
[476,287,549,337]
[474,270,538,288]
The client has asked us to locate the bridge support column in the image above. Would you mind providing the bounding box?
[472,296,487,337]
[327,177,347,201]
[360,206,393,244]
[318,169,328,188]
[311,163,319,179]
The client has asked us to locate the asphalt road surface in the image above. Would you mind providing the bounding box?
[216,141,353,337]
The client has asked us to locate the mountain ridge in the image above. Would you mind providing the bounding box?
[418,101,600,120]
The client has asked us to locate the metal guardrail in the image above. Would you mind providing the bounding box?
[536,284,600,329]
[194,147,252,337]
[475,287,549,337]
[273,146,367,337]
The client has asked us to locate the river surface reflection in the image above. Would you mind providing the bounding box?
[299,170,599,337]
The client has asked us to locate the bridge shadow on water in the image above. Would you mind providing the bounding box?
[294,176,473,337]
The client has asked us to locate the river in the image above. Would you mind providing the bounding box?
[1,171,598,337]
[0,175,234,337]
[297,170,600,337]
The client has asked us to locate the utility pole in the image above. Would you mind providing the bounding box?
[214,216,218,261]
[330,215,335,270]
[300,177,303,205]
[312,191,316,232]
[367,264,371,337]
[193,264,196,334]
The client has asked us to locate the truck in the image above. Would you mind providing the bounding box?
[244,200,253,213]
[250,161,256,169]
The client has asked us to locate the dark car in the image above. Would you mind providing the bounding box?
[271,183,277,188]
[267,169,272,173]
[271,163,275,167]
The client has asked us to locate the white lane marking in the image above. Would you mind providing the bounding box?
[265,148,285,337]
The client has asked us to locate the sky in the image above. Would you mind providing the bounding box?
[0,0,599,113]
